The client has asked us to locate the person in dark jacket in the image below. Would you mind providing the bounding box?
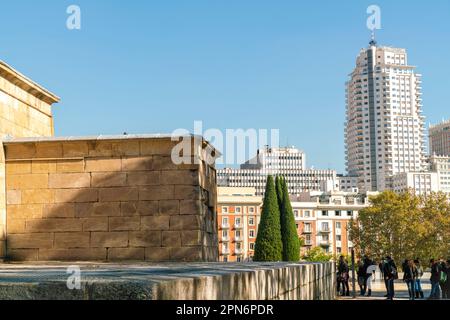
[357,260,366,296]
[337,255,350,296]
[442,260,450,299]
[403,259,418,300]
[383,256,397,300]
[428,259,441,300]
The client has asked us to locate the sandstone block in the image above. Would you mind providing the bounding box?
[82,217,109,231]
[7,174,48,189]
[6,218,26,234]
[62,142,89,157]
[7,204,43,219]
[55,188,98,203]
[22,189,54,204]
[121,156,153,171]
[162,231,181,247]
[170,215,201,231]
[26,218,82,232]
[86,158,122,172]
[99,187,139,202]
[170,247,202,261]
[127,171,160,186]
[181,230,203,246]
[91,172,127,187]
[7,249,39,261]
[6,161,31,174]
[145,247,170,261]
[109,217,140,231]
[180,200,201,215]
[140,140,174,156]
[91,232,129,248]
[121,201,159,216]
[39,248,107,261]
[49,173,90,189]
[108,248,145,260]
[75,202,121,217]
[56,159,84,173]
[31,161,57,173]
[8,233,54,249]
[6,190,21,205]
[129,231,162,247]
[112,141,140,156]
[43,203,75,218]
[174,185,200,200]
[159,200,179,215]
[54,232,90,248]
[139,185,174,201]
[141,216,170,231]
[5,144,36,159]
[35,142,63,158]
[160,170,199,185]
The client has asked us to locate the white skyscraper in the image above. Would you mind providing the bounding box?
[345,40,426,192]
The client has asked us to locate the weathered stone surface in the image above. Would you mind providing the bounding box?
[49,173,90,189]
[109,217,140,231]
[91,173,127,187]
[91,232,129,248]
[141,216,170,231]
[54,232,90,248]
[0,262,336,301]
[99,187,139,202]
[129,231,161,247]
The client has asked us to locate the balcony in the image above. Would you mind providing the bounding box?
[319,228,331,233]
[303,229,312,234]
[221,223,230,229]
[221,249,230,255]
[221,236,230,242]
[234,223,243,229]
[304,240,313,246]
[320,240,330,247]
[235,248,243,255]
[234,236,243,242]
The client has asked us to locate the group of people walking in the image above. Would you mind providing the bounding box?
[336,255,450,300]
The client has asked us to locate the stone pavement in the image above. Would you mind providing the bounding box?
[338,271,432,300]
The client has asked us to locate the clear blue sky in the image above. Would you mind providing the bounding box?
[1,1,449,172]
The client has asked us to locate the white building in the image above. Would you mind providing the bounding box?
[392,171,439,195]
[291,191,375,256]
[345,40,426,192]
[429,119,450,157]
[337,175,359,193]
[429,154,450,195]
[217,147,337,196]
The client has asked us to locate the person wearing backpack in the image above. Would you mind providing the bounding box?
[337,255,350,296]
[428,259,441,300]
[383,256,397,300]
[414,259,424,299]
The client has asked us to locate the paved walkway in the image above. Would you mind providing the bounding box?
[338,271,432,300]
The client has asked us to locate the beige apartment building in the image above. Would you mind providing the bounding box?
[217,187,374,261]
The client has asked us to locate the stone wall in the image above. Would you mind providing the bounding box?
[3,136,219,262]
[0,61,60,260]
[0,262,336,300]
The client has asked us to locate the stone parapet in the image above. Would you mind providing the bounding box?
[0,262,335,300]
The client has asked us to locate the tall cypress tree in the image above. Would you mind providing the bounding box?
[280,179,301,261]
[275,175,284,210]
[253,175,283,261]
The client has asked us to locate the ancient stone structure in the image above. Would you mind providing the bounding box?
[3,135,218,262]
[0,262,336,300]
[0,61,219,262]
[0,61,60,260]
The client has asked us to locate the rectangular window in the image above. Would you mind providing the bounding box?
[322,210,328,216]
[249,216,255,226]
[249,242,255,250]
[249,230,255,238]
[304,210,311,218]
[222,207,228,213]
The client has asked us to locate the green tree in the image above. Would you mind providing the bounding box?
[253,175,283,261]
[275,175,284,210]
[349,190,450,263]
[279,178,301,261]
[302,246,333,262]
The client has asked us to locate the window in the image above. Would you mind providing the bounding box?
[222,230,228,238]
[294,210,299,218]
[249,230,255,238]
[322,222,329,231]
[237,257,242,262]
[336,222,341,229]
[223,257,228,262]
[347,211,353,216]
[249,207,255,213]
[235,230,241,238]
[222,217,228,225]
[336,235,342,241]
[235,207,241,213]
[249,216,255,226]
[335,210,341,216]
[304,210,311,218]
[249,242,255,250]
[222,207,228,213]
[337,247,342,254]
[322,210,328,216]
[304,223,312,233]
[235,217,241,226]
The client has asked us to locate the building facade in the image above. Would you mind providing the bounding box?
[345,41,426,192]
[217,187,373,261]
[392,171,439,195]
[217,187,262,262]
[429,154,450,195]
[218,147,337,196]
[429,119,450,157]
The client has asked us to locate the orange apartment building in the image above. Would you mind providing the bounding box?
[217,187,375,261]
